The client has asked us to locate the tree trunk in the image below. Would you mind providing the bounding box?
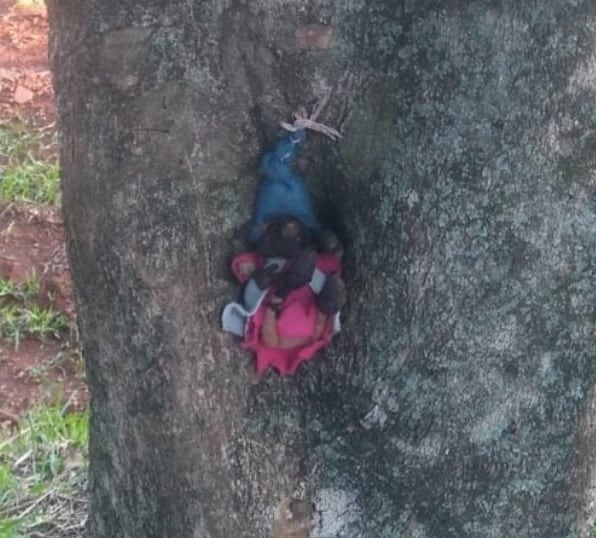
[48,1,596,536]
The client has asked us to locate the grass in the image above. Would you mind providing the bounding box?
[0,53,86,538]
[0,274,69,348]
[0,404,88,538]
[0,272,39,303]
[26,347,85,384]
[0,123,60,206]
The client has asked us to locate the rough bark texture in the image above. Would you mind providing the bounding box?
[48,1,596,537]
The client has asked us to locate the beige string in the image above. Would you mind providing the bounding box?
[280,99,341,140]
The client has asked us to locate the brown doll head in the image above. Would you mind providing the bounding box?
[256,217,312,259]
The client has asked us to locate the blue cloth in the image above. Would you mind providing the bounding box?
[250,130,321,242]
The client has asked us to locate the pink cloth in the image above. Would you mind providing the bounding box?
[233,252,341,376]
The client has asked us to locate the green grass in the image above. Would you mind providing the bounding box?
[26,347,86,384]
[0,123,60,206]
[0,275,69,348]
[0,272,39,303]
[0,405,88,537]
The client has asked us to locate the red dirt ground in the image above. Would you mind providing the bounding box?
[0,0,54,126]
[0,0,87,422]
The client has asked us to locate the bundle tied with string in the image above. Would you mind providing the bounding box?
[221,101,346,377]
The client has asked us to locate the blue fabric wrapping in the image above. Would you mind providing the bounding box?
[250,130,321,242]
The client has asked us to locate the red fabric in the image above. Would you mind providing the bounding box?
[232,252,341,376]
[231,252,264,283]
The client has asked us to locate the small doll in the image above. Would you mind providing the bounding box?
[222,127,346,376]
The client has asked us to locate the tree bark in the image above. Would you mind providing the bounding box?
[48,1,596,537]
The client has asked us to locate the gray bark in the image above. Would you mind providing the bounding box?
[48,1,596,537]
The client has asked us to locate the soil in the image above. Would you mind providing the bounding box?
[0,0,87,421]
[0,0,54,126]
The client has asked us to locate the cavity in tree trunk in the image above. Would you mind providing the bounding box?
[48,1,596,537]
